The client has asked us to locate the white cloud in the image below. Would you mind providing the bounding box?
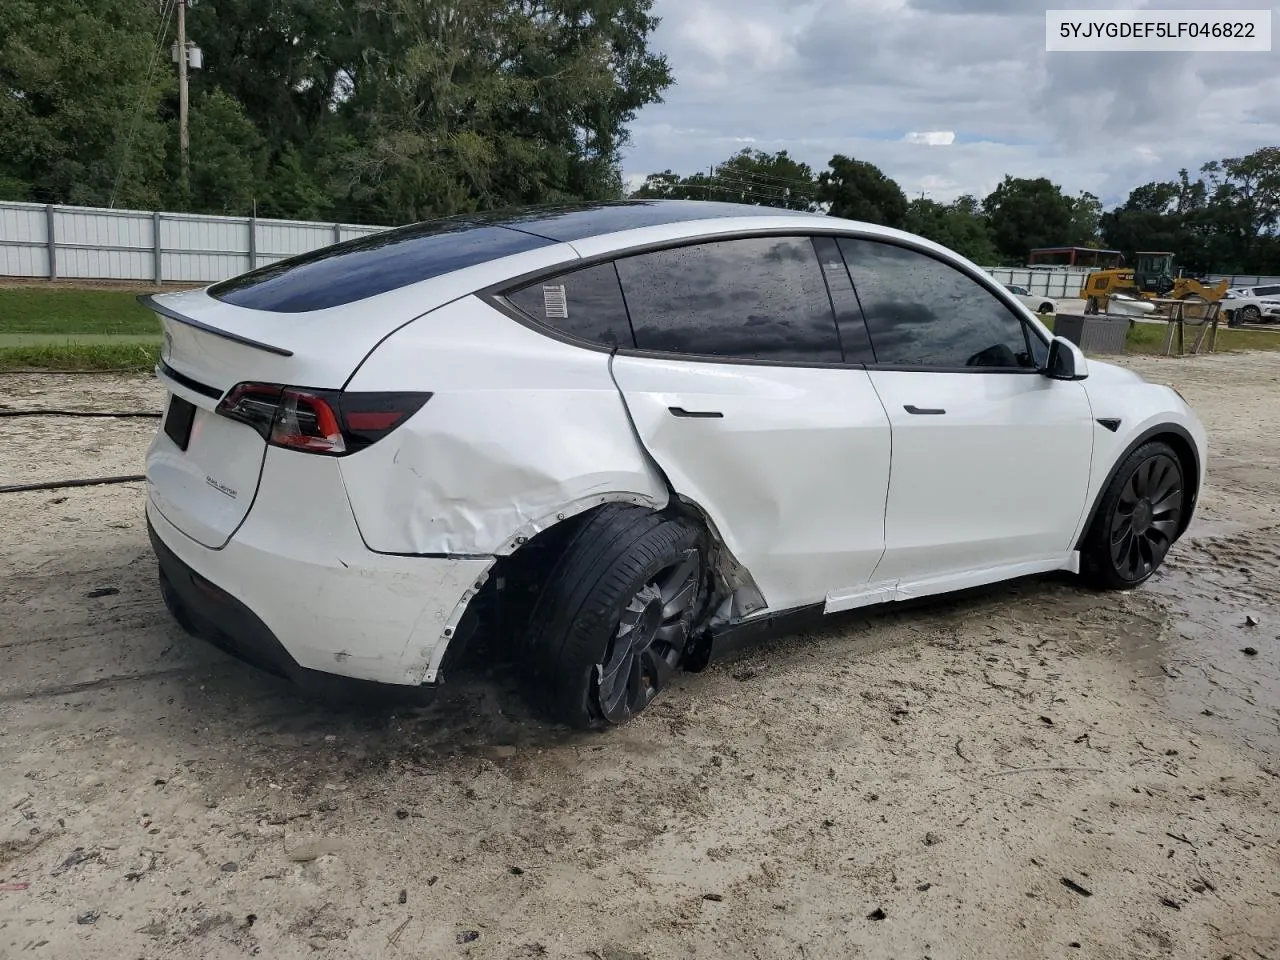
[623,0,1280,207]
[904,131,956,146]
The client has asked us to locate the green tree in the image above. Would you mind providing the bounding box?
[1199,148,1280,272]
[1067,191,1102,246]
[818,156,907,227]
[1101,172,1211,273]
[903,195,998,264]
[330,0,673,222]
[981,176,1075,262]
[0,0,170,207]
[178,89,265,215]
[631,149,818,209]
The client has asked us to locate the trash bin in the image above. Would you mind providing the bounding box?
[1053,314,1129,355]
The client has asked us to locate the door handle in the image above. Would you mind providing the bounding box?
[668,406,724,419]
[903,404,946,415]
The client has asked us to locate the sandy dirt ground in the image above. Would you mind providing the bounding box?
[1,353,1279,960]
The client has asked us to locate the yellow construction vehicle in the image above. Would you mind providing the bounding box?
[1079,252,1229,315]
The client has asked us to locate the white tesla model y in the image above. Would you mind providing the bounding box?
[142,200,1207,727]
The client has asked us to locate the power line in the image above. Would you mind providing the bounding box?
[706,179,814,204]
[110,0,178,208]
[701,179,818,207]
[709,172,817,200]
[711,164,818,190]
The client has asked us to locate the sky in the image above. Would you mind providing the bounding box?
[620,0,1280,208]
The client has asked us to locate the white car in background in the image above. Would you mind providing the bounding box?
[1222,286,1280,325]
[1004,284,1056,315]
[140,200,1207,729]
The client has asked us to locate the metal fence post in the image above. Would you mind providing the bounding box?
[45,204,57,280]
[152,211,163,285]
[248,216,257,270]
[333,223,341,244]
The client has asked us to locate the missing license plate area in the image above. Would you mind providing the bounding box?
[164,395,197,451]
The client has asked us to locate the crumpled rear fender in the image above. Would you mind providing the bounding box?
[339,295,670,556]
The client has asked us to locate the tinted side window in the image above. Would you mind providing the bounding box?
[505,262,634,348]
[615,236,842,363]
[838,238,1035,369]
[1255,285,1280,297]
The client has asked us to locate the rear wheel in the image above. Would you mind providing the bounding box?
[1038,302,1054,315]
[522,505,707,729]
[1081,441,1185,590]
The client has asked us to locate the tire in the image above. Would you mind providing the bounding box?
[1241,304,1261,324]
[522,504,707,729]
[1080,441,1186,590]
[1038,302,1054,315]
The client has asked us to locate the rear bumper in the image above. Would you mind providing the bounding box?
[146,446,494,686]
[151,517,306,682]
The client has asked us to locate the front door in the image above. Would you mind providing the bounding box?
[836,236,1094,593]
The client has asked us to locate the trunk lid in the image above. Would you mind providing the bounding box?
[143,287,420,549]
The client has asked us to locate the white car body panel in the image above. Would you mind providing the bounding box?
[151,241,581,391]
[609,355,892,612]
[147,383,268,548]
[864,370,1094,586]
[1222,292,1280,319]
[1003,285,1057,314]
[339,297,669,556]
[147,447,490,685]
[139,201,1209,691]
[1068,360,1207,546]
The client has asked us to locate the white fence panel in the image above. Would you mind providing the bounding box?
[0,203,51,278]
[339,225,384,243]
[0,200,389,284]
[984,268,1089,299]
[14,200,1273,291]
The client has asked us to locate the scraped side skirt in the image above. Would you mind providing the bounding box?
[824,552,1080,614]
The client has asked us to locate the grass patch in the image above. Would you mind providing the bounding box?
[0,287,161,336]
[1040,315,1280,355]
[0,342,160,372]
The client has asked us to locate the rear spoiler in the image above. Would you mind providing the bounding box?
[138,294,294,358]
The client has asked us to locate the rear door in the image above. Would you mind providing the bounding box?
[836,237,1095,592]
[607,234,892,613]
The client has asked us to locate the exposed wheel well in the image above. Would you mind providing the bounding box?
[1157,431,1200,538]
[1074,425,1201,551]
[440,501,717,672]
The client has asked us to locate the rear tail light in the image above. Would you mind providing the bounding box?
[215,383,430,455]
[216,383,283,438]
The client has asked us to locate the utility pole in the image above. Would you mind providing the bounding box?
[177,0,189,195]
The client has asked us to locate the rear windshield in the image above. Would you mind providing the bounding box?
[208,221,555,313]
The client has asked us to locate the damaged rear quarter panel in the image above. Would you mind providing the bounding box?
[339,296,670,556]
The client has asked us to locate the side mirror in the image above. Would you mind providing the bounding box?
[1043,336,1088,381]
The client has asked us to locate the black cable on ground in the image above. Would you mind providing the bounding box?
[0,475,146,494]
[0,410,161,418]
[0,369,146,375]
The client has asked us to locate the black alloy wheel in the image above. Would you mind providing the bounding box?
[1083,440,1186,589]
[1109,453,1183,581]
[596,550,701,725]
[521,504,707,729]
